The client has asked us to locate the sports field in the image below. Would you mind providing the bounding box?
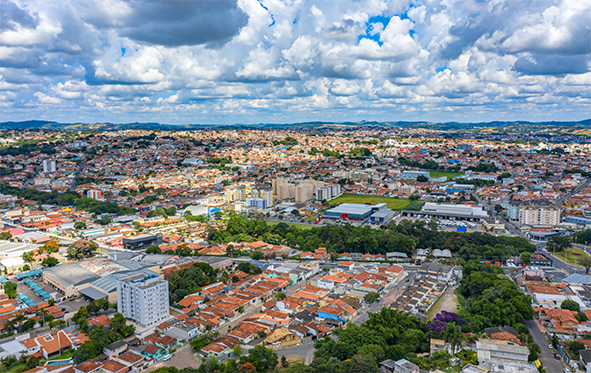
[327,194,411,210]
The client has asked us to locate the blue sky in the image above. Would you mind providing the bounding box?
[0,0,589,124]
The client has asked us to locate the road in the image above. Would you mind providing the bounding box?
[525,319,565,373]
[275,342,315,364]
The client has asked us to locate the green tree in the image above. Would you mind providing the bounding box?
[3,281,17,299]
[251,251,263,260]
[561,299,580,312]
[239,345,278,372]
[27,356,39,369]
[520,252,531,265]
[341,354,379,373]
[442,323,464,354]
[42,256,59,267]
[74,222,87,230]
[580,256,591,274]
[364,292,380,304]
[547,235,571,253]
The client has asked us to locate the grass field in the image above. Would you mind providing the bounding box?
[328,194,411,210]
[429,171,463,181]
[561,247,590,267]
[266,220,315,230]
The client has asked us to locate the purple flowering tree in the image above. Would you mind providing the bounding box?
[428,311,465,337]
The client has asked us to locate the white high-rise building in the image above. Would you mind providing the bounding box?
[117,271,169,327]
[43,159,56,173]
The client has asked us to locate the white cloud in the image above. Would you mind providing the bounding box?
[0,0,588,123]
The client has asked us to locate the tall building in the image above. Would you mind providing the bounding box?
[251,184,274,207]
[226,185,246,203]
[316,184,342,201]
[117,271,169,327]
[277,182,295,201]
[296,180,324,202]
[519,204,561,226]
[87,189,102,200]
[43,159,56,173]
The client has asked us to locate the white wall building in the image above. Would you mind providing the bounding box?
[43,159,56,173]
[117,271,169,327]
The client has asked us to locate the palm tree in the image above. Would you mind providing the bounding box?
[14,314,26,333]
[443,322,464,355]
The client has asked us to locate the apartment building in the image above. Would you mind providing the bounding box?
[87,189,102,200]
[251,184,274,207]
[117,271,169,327]
[519,204,561,226]
[316,184,342,201]
[226,185,246,203]
[43,159,56,173]
[246,198,267,209]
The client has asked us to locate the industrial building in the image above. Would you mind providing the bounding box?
[122,233,162,250]
[323,203,394,224]
[117,271,169,327]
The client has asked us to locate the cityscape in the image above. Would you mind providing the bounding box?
[1,1,591,373]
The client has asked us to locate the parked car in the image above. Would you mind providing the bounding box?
[548,344,553,349]
[554,354,560,360]
[163,354,172,361]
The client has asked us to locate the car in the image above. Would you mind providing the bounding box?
[162,354,172,361]
[405,278,410,282]
[563,368,570,373]
[402,286,407,290]
[548,344,553,349]
[554,354,560,360]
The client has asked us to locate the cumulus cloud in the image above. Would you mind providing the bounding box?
[0,0,589,123]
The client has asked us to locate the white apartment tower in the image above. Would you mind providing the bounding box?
[43,159,56,173]
[117,272,169,327]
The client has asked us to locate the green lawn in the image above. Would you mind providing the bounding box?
[48,350,75,361]
[1,363,28,373]
[561,247,590,267]
[266,221,315,230]
[328,194,411,210]
[429,171,464,181]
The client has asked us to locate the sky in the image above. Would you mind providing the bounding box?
[0,0,590,124]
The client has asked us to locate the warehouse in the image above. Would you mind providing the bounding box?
[43,263,100,297]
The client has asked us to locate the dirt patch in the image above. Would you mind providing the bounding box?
[285,355,305,363]
[428,285,458,318]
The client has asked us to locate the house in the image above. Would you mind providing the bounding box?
[199,336,239,359]
[74,360,103,373]
[484,326,522,345]
[104,340,128,357]
[380,358,419,373]
[142,333,178,350]
[580,349,591,373]
[417,263,454,283]
[101,359,128,373]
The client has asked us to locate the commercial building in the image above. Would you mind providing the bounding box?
[251,184,274,207]
[519,204,561,226]
[402,202,488,221]
[43,159,56,173]
[122,233,162,250]
[246,198,267,209]
[323,203,393,223]
[401,170,430,180]
[117,271,169,327]
[475,339,536,373]
[43,263,100,297]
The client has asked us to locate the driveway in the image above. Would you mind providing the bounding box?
[525,319,564,373]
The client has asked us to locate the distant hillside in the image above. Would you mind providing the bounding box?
[0,119,589,131]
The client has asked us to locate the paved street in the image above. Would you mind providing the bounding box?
[525,319,564,373]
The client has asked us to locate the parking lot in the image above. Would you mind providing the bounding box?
[16,277,57,305]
